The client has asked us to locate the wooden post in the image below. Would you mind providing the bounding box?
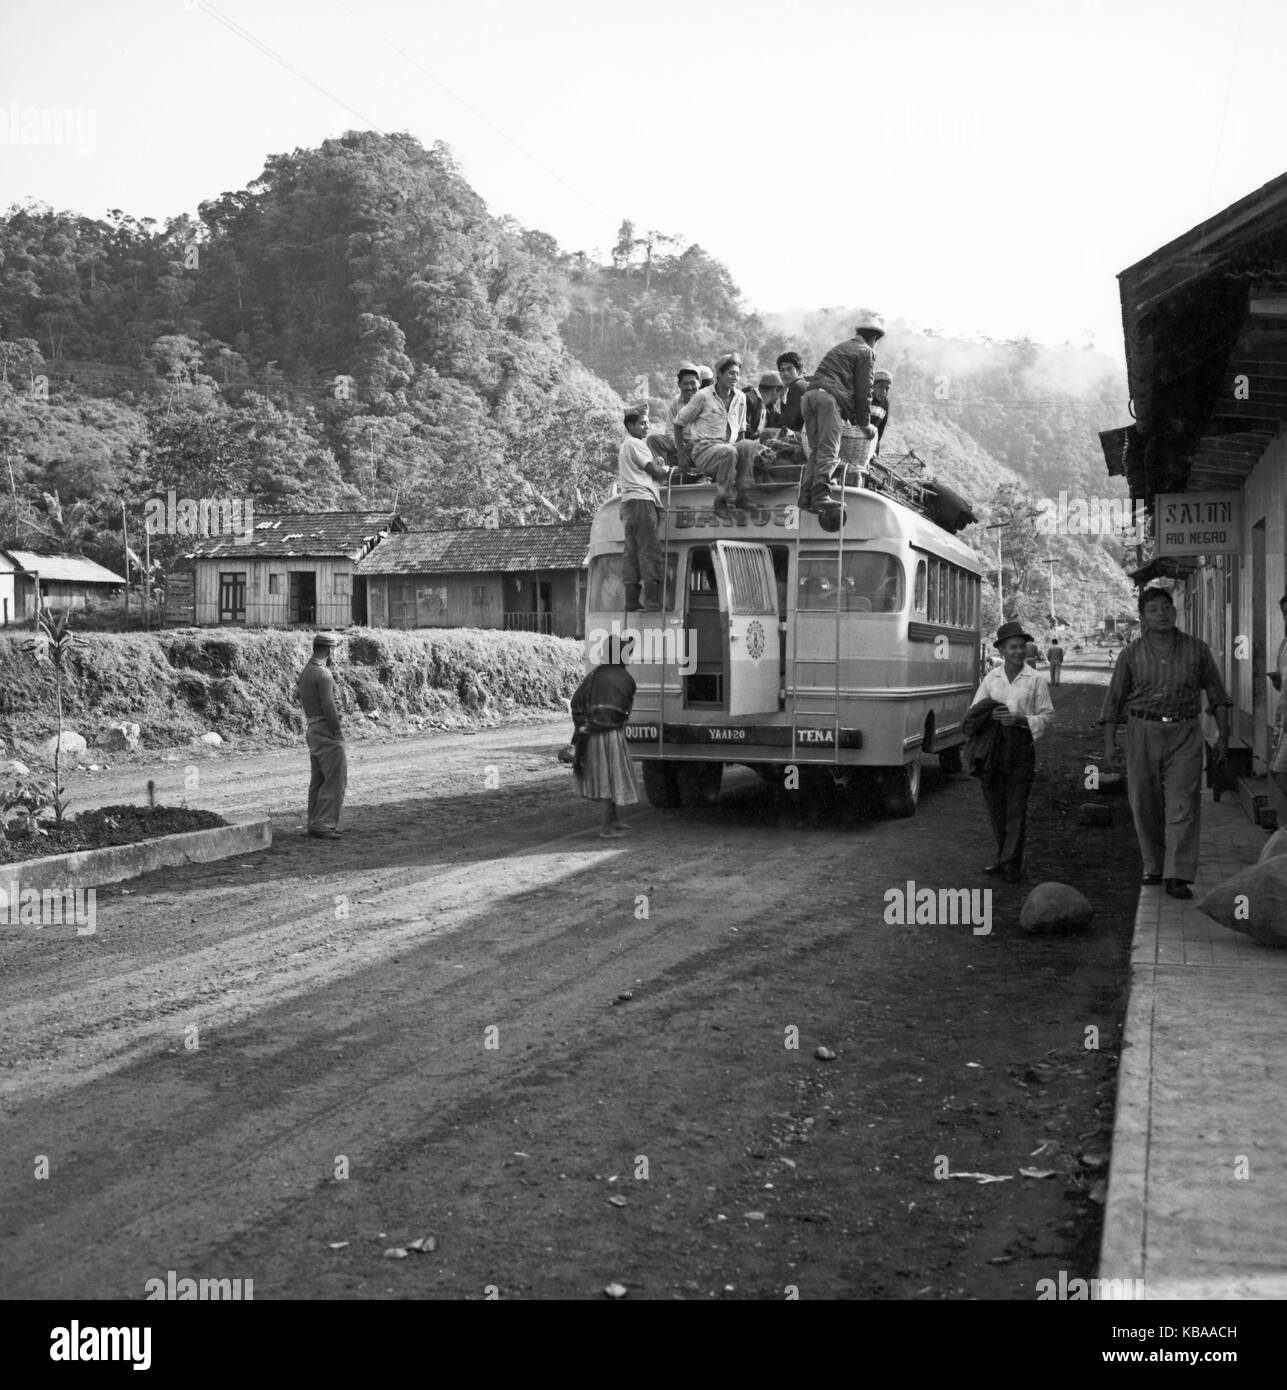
[144,525,151,629]
[121,500,130,620]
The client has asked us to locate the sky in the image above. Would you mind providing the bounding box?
[0,0,1281,369]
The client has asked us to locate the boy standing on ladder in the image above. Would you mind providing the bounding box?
[618,403,677,612]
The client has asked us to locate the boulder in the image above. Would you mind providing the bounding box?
[0,758,31,779]
[1257,828,1287,864]
[95,721,141,753]
[1077,802,1113,826]
[1196,859,1287,947]
[1019,882,1095,934]
[41,730,87,758]
[198,732,223,746]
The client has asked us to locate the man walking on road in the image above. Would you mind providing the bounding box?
[965,620,1055,883]
[1099,587,1230,899]
[297,631,347,840]
[1046,638,1065,685]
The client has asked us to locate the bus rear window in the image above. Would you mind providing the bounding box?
[588,552,678,610]
[798,553,904,612]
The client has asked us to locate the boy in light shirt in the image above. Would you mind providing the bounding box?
[618,404,677,612]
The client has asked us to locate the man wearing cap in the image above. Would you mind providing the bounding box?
[698,365,715,388]
[296,632,347,840]
[871,369,893,456]
[673,352,760,519]
[647,362,702,473]
[1100,587,1230,899]
[799,310,885,512]
[965,620,1055,883]
[744,370,783,438]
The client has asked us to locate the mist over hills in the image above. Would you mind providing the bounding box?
[0,130,1135,629]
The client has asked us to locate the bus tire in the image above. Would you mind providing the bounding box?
[642,760,683,808]
[676,761,723,807]
[938,746,963,775]
[879,759,921,818]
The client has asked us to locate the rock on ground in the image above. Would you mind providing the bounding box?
[95,721,141,753]
[1197,859,1287,947]
[1258,828,1287,864]
[1019,882,1095,934]
[41,731,87,758]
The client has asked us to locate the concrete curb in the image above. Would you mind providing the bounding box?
[2,814,272,894]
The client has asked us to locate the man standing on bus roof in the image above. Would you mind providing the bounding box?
[619,403,676,612]
[1099,586,1230,899]
[673,352,761,520]
[965,621,1055,883]
[800,310,884,512]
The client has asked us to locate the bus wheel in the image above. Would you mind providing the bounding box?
[642,760,683,808]
[879,759,921,818]
[676,761,723,807]
[938,746,963,775]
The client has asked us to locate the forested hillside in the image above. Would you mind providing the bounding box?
[0,129,1135,630]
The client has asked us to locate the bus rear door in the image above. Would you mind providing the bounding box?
[713,540,779,716]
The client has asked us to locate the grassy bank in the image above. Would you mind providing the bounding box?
[0,627,582,760]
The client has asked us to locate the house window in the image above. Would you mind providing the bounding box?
[334,572,351,597]
[473,585,488,606]
[268,574,281,595]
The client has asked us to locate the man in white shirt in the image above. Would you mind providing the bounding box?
[618,403,677,611]
[672,352,761,519]
[647,361,701,473]
[965,620,1055,882]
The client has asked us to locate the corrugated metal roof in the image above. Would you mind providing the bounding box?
[183,511,404,560]
[3,550,126,584]
[354,524,591,576]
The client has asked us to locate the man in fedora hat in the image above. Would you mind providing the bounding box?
[800,309,885,512]
[296,631,347,839]
[965,620,1055,882]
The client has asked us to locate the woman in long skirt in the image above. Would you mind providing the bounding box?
[571,635,639,838]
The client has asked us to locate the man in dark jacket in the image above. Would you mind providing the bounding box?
[296,631,346,839]
[799,309,884,512]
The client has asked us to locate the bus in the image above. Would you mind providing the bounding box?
[583,458,982,816]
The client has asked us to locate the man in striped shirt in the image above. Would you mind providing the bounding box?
[1100,587,1231,899]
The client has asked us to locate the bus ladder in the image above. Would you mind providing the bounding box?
[621,475,678,738]
[790,473,844,768]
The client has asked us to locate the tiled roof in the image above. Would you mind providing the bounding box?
[182,512,404,560]
[354,524,591,576]
[3,549,126,584]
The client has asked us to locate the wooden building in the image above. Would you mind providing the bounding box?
[1102,170,1287,824]
[173,511,404,628]
[354,524,590,638]
[0,549,125,622]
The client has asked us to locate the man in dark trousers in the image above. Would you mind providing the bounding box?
[799,309,884,512]
[1100,587,1230,899]
[296,631,347,839]
[967,620,1055,882]
[1046,638,1065,685]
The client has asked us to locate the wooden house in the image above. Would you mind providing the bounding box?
[172,511,405,628]
[0,549,126,622]
[1101,169,1287,824]
[354,524,590,638]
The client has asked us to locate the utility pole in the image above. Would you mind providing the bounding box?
[121,499,130,620]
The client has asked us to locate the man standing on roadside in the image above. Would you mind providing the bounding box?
[799,310,884,512]
[1100,587,1231,899]
[1268,593,1287,802]
[296,631,347,840]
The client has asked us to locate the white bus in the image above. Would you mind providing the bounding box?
[584,462,982,816]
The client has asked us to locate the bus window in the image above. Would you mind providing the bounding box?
[689,549,717,594]
[914,559,927,613]
[798,553,904,612]
[588,554,624,611]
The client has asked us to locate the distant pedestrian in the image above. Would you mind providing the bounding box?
[965,621,1055,883]
[1024,638,1040,669]
[296,631,346,839]
[1099,587,1231,899]
[1046,640,1065,685]
[570,635,639,838]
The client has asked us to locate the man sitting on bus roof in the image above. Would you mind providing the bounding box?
[799,310,884,512]
[672,352,762,520]
[647,361,702,475]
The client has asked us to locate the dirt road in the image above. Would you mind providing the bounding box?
[0,682,1133,1300]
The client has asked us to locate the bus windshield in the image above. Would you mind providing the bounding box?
[797,552,904,612]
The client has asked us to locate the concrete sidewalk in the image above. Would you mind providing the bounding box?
[1100,796,1287,1298]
